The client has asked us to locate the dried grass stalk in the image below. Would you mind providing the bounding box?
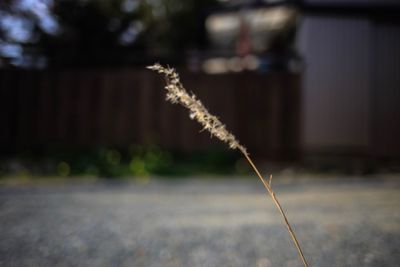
[147,63,309,267]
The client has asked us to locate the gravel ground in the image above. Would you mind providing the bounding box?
[0,177,399,267]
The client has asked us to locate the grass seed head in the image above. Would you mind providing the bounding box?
[147,63,247,154]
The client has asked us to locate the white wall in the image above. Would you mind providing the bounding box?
[298,15,400,158]
[298,16,372,154]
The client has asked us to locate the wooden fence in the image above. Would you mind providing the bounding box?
[0,68,301,159]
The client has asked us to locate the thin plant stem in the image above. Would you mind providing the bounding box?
[147,64,309,267]
[240,147,309,267]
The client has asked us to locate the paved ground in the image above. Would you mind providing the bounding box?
[0,176,399,267]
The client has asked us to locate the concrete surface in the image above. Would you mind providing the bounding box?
[0,177,399,267]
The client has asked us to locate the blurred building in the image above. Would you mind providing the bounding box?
[297,0,400,166]
[188,0,400,167]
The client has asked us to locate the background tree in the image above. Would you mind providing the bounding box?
[0,0,219,68]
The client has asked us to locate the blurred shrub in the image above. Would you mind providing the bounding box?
[0,144,246,179]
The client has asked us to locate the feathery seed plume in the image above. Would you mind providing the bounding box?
[147,63,247,154]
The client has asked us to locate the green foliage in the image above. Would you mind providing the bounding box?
[0,145,247,179]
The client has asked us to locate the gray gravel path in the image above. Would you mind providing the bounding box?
[0,177,399,267]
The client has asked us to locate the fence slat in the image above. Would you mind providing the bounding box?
[0,68,301,160]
